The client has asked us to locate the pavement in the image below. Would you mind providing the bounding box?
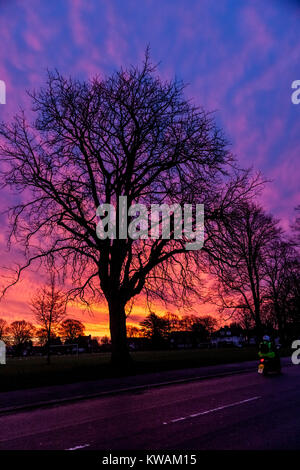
[0,357,298,450]
[0,357,282,414]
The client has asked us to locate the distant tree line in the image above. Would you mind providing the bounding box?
[0,316,90,356]
[125,312,218,349]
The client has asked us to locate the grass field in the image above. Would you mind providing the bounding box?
[0,347,290,392]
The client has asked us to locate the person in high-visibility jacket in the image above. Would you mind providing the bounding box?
[258,334,281,373]
[258,335,276,359]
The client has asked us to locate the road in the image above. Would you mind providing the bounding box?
[0,363,299,450]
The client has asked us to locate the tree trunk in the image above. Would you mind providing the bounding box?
[275,305,285,345]
[47,328,51,365]
[254,305,263,342]
[108,298,132,367]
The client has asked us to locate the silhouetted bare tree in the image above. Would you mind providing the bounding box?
[263,240,299,343]
[59,319,85,343]
[140,312,169,346]
[163,312,181,335]
[9,320,35,354]
[178,314,217,344]
[30,274,67,363]
[0,318,8,340]
[0,53,259,365]
[205,203,280,337]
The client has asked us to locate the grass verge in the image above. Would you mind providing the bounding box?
[0,347,291,392]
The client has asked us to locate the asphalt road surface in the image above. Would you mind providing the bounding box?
[0,363,299,450]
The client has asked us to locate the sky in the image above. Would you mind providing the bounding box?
[0,0,299,337]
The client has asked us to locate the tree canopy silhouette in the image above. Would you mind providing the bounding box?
[205,202,280,335]
[59,319,85,343]
[0,53,259,365]
[30,274,67,363]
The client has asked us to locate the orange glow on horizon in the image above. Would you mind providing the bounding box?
[0,269,220,339]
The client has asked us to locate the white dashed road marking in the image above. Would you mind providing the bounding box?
[65,444,90,450]
[163,396,261,424]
